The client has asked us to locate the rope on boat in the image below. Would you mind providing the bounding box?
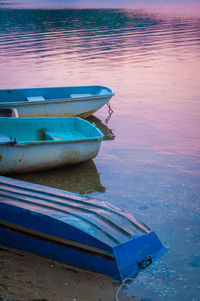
[115,255,153,300]
[115,278,134,301]
[105,101,114,124]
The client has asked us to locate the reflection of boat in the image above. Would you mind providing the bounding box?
[0,86,114,118]
[87,115,115,140]
[0,117,103,174]
[0,176,164,281]
[12,160,105,194]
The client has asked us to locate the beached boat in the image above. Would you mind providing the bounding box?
[0,176,164,281]
[0,117,103,174]
[0,85,114,118]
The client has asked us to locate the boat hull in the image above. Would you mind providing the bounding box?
[0,117,103,174]
[0,97,111,118]
[0,140,101,174]
[0,219,161,280]
[0,86,114,118]
[0,176,164,281]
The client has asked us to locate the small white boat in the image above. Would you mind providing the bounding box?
[0,85,114,118]
[0,117,103,174]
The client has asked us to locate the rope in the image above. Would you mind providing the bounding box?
[115,278,134,301]
[105,101,114,124]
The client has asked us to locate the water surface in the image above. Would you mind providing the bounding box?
[0,1,200,300]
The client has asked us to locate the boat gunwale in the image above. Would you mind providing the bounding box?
[0,116,104,145]
[0,85,115,106]
[0,94,114,106]
[0,220,115,261]
[0,85,113,93]
[0,136,103,146]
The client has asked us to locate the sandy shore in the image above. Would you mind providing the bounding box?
[0,245,136,301]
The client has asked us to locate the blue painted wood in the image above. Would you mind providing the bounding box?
[0,85,114,118]
[0,117,103,174]
[0,176,163,280]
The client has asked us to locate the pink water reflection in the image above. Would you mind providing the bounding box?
[0,7,200,163]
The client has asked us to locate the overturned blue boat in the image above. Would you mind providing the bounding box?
[0,176,163,281]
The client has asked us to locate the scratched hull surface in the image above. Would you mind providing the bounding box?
[0,117,103,174]
[0,86,114,118]
[0,176,163,280]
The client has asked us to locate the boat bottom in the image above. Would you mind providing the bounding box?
[0,221,121,280]
[0,220,162,281]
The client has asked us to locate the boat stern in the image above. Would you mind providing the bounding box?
[113,231,163,281]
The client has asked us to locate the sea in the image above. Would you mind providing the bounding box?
[0,1,200,300]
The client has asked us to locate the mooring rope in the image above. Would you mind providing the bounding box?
[115,278,134,301]
[105,101,114,124]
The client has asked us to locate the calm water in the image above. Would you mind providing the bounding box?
[0,1,200,300]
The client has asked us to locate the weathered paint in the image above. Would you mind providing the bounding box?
[0,176,164,280]
[0,86,114,118]
[0,117,103,174]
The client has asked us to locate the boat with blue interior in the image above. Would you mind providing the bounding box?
[0,85,114,118]
[0,117,103,174]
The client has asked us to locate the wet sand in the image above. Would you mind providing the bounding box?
[0,245,137,301]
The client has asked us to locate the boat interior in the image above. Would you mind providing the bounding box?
[0,86,112,103]
[0,117,103,143]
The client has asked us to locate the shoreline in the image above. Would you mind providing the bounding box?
[0,245,136,301]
